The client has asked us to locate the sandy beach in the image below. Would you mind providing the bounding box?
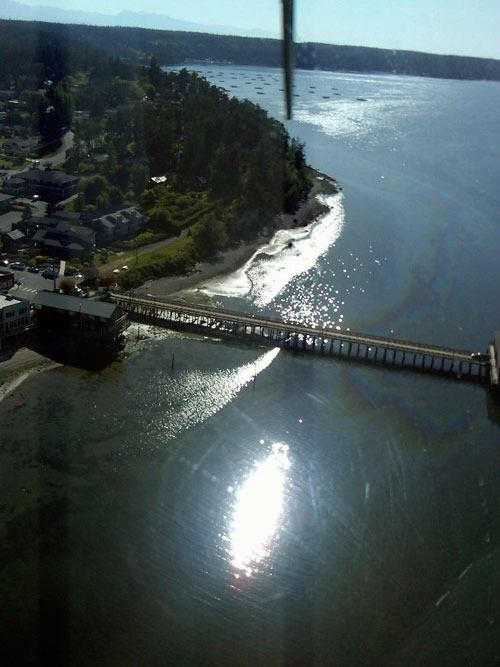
[134,169,339,300]
[0,346,60,402]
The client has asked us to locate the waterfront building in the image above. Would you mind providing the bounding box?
[0,268,15,292]
[0,294,31,341]
[33,291,127,344]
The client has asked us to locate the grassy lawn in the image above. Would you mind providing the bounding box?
[0,155,15,168]
[132,235,192,270]
[61,199,78,212]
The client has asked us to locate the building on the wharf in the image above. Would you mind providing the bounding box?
[33,291,127,345]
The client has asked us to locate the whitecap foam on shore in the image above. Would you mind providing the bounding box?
[199,193,345,307]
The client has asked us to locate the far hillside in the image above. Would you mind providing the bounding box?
[0,18,499,83]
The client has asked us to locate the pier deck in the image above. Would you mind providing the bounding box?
[110,293,498,386]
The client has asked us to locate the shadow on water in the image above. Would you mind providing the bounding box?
[26,332,122,372]
[486,388,500,427]
[36,432,70,666]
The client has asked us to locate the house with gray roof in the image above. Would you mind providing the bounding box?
[1,177,25,197]
[2,228,26,249]
[97,207,144,241]
[0,193,15,213]
[23,168,79,202]
[33,222,95,258]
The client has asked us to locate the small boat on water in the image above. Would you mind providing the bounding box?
[322,96,331,99]
[356,97,368,102]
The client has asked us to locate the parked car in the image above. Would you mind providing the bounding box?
[10,262,26,270]
[27,266,40,273]
[470,352,489,362]
[42,267,58,279]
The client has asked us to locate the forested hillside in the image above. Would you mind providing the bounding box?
[0,18,499,83]
[0,18,311,285]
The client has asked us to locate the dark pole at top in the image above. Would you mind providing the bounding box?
[281,0,294,119]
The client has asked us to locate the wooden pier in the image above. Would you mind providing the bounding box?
[109,293,499,387]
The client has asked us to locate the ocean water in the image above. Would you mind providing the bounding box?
[1,68,499,666]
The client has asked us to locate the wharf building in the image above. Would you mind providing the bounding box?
[33,291,128,346]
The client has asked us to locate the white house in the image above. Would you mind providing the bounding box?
[0,295,31,341]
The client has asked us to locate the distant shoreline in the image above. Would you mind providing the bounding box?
[133,168,340,300]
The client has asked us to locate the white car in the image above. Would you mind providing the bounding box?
[112,269,120,274]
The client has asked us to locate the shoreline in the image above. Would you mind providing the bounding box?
[0,169,339,393]
[134,168,340,301]
[0,346,60,403]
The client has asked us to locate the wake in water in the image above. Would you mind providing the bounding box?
[199,193,345,308]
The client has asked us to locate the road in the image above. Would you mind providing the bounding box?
[0,131,74,179]
[40,131,74,168]
[8,259,83,301]
[9,269,54,301]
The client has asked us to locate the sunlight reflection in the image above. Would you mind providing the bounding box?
[228,442,291,577]
[150,347,280,443]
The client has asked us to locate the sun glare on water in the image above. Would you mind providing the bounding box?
[228,442,291,578]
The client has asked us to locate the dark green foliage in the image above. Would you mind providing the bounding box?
[0,23,316,281]
[0,19,498,87]
[191,214,229,259]
[142,69,310,219]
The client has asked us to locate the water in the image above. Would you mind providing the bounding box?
[1,68,499,665]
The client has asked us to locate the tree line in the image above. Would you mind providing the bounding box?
[1,19,499,84]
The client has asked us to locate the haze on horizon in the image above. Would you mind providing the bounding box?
[11,0,500,60]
